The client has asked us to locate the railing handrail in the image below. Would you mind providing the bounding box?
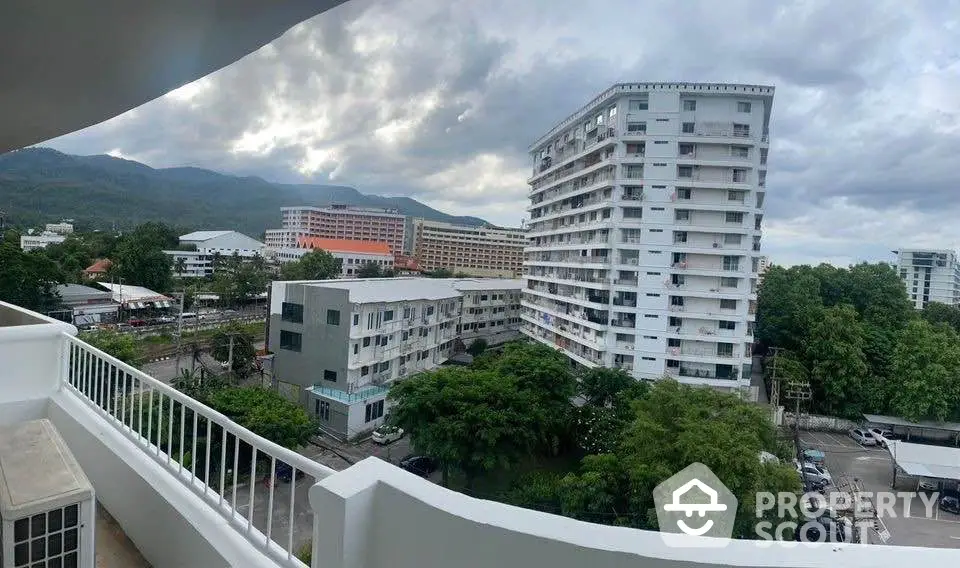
[61,332,335,480]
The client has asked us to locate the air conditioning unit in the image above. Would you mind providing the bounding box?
[0,419,95,568]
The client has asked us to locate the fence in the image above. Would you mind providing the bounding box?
[781,412,858,432]
[62,333,335,567]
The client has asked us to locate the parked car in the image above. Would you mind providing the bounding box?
[849,428,877,446]
[869,428,900,448]
[127,318,148,327]
[919,478,939,492]
[372,425,404,445]
[940,490,960,515]
[796,460,832,486]
[802,447,826,466]
[399,455,438,477]
[155,315,176,324]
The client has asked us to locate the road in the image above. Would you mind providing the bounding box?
[141,341,265,382]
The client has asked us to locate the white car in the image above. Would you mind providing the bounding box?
[793,460,833,485]
[849,428,877,446]
[372,425,404,445]
[869,428,899,448]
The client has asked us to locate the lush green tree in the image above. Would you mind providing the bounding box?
[921,302,960,333]
[389,366,542,487]
[756,266,823,352]
[211,324,256,377]
[578,367,634,407]
[0,241,65,312]
[211,253,270,307]
[40,236,94,283]
[79,330,142,366]
[888,320,960,422]
[805,305,869,418]
[356,262,383,278]
[174,257,187,276]
[487,342,577,454]
[112,222,177,292]
[466,337,488,357]
[206,387,316,449]
[279,250,342,280]
[504,380,800,536]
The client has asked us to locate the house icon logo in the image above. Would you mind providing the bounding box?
[653,463,737,548]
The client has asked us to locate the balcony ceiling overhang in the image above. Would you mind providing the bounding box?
[0,0,348,154]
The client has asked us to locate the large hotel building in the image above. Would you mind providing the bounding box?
[412,219,526,278]
[521,82,773,392]
[265,205,406,254]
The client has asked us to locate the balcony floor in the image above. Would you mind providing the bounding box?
[96,503,150,568]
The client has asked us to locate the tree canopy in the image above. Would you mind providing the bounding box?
[79,329,142,366]
[211,324,257,377]
[279,249,342,280]
[756,261,960,421]
[356,261,383,278]
[0,237,65,312]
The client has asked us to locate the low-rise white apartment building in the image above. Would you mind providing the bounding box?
[412,218,526,277]
[45,221,75,235]
[522,82,772,392]
[264,228,309,249]
[895,248,960,308]
[164,230,265,278]
[268,277,521,439]
[457,280,523,346]
[20,232,67,251]
[274,237,394,277]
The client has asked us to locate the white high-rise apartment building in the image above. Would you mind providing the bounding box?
[521,82,773,391]
[894,248,960,309]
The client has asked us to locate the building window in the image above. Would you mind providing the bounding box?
[609,106,617,118]
[363,337,371,347]
[678,165,693,178]
[724,234,742,245]
[379,361,390,372]
[426,306,435,315]
[353,343,359,355]
[720,277,738,288]
[324,370,337,382]
[644,314,659,319]
[316,400,330,421]
[720,299,737,310]
[327,309,340,325]
[279,330,302,352]
[627,122,647,133]
[361,365,369,376]
[677,188,691,200]
[717,343,735,357]
[365,400,385,423]
[728,190,745,202]
[681,122,695,134]
[731,146,749,158]
[281,302,303,323]
[737,101,752,113]
[641,356,656,361]
[384,310,394,322]
[675,210,690,221]
[725,212,744,223]
[629,99,648,111]
[682,100,696,111]
[403,307,411,319]
[719,320,736,330]
[353,313,360,325]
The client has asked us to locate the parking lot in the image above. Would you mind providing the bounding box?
[800,430,960,548]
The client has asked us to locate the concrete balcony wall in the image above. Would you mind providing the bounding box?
[312,458,953,568]
[0,301,75,407]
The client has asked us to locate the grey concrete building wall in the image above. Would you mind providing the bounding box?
[270,283,351,399]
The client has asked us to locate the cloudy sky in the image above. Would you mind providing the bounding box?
[46,0,960,266]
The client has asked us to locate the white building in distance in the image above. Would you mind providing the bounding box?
[268,277,522,439]
[20,232,66,251]
[44,222,74,235]
[522,82,773,392]
[164,230,265,278]
[894,248,960,309]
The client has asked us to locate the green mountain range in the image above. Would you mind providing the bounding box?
[0,148,489,236]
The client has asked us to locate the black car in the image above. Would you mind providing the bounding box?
[399,455,438,477]
[940,490,960,515]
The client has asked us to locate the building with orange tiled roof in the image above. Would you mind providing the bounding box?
[274,237,394,278]
[82,258,113,280]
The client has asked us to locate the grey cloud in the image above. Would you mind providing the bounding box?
[44,0,960,237]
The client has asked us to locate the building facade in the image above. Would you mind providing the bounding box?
[268,277,522,439]
[521,82,773,391]
[457,281,523,347]
[895,249,960,309]
[164,230,265,278]
[279,205,406,254]
[412,219,526,277]
[274,237,395,277]
[20,232,66,251]
[45,221,75,235]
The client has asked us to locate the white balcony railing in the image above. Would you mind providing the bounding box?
[61,333,335,568]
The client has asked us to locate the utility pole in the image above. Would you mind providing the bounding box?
[227,334,235,373]
[768,347,783,423]
[784,375,812,466]
[174,289,185,376]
